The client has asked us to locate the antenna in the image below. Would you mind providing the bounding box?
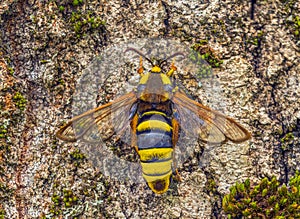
[125,48,185,66]
[159,52,185,66]
[124,48,154,65]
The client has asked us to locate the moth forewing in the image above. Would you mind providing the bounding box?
[56,92,137,144]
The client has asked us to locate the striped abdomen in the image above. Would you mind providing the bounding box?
[136,109,174,194]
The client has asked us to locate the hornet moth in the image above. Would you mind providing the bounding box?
[56,48,251,194]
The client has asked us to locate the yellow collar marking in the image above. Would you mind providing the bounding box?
[151,66,161,73]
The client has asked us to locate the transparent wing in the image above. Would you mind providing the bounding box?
[173,91,251,144]
[56,92,137,144]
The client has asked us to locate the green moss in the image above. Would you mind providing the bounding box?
[281,0,298,12]
[197,39,208,45]
[70,148,86,166]
[247,31,264,46]
[58,78,65,85]
[222,172,300,218]
[0,121,11,153]
[72,0,83,6]
[0,207,5,219]
[49,187,79,216]
[0,124,8,139]
[13,92,27,111]
[282,0,300,39]
[4,57,15,75]
[205,178,218,194]
[58,5,65,12]
[292,16,300,37]
[70,10,106,38]
[280,132,295,150]
[191,43,223,68]
[40,59,49,64]
[188,51,213,79]
[280,132,295,143]
[7,67,14,75]
[60,189,79,207]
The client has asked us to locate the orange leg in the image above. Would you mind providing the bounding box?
[172,118,179,145]
[167,61,177,77]
[172,118,181,182]
[173,169,182,182]
[138,56,144,75]
[130,114,139,153]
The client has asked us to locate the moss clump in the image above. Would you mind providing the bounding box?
[280,132,295,150]
[72,0,83,6]
[188,50,213,79]
[40,59,49,64]
[50,188,79,216]
[13,92,27,111]
[70,10,106,38]
[291,16,300,37]
[281,0,299,39]
[0,124,8,139]
[280,132,295,142]
[0,207,5,219]
[206,178,217,193]
[246,30,264,46]
[191,43,223,68]
[58,78,65,85]
[62,189,78,208]
[7,67,14,75]
[3,58,15,75]
[58,5,65,12]
[222,172,300,218]
[70,148,86,167]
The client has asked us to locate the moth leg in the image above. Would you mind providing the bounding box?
[167,60,177,77]
[173,169,182,182]
[172,118,179,145]
[138,56,144,75]
[130,113,139,153]
[172,118,182,182]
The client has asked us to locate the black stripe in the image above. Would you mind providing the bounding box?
[137,99,173,115]
[137,132,172,149]
[140,157,172,163]
[142,169,172,177]
[138,113,172,125]
[138,146,172,151]
[136,128,172,137]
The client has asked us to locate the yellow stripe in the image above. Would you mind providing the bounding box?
[138,148,173,161]
[139,72,150,84]
[142,170,172,182]
[160,73,172,85]
[137,120,172,132]
[142,111,166,117]
[141,159,172,175]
